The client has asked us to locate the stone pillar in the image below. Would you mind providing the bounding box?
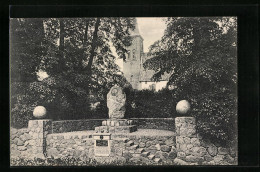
[28,119,52,159]
[175,117,201,160]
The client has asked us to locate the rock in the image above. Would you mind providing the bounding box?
[165,139,174,146]
[174,158,189,165]
[185,155,204,162]
[183,137,191,144]
[155,144,161,151]
[168,150,177,159]
[161,145,171,152]
[214,155,225,163]
[177,152,186,159]
[107,85,126,119]
[123,151,133,159]
[187,144,193,150]
[139,142,146,148]
[146,141,152,147]
[204,154,214,162]
[180,144,187,152]
[17,146,27,151]
[16,138,24,146]
[176,136,184,144]
[190,138,200,146]
[218,147,228,155]
[207,144,218,156]
[47,148,60,159]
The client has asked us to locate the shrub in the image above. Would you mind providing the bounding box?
[124,88,178,118]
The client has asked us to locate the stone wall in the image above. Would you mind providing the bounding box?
[10,119,53,160]
[10,117,237,166]
[10,128,31,159]
[174,117,237,165]
[46,131,95,160]
[52,119,103,133]
[45,130,177,165]
[131,118,175,131]
[52,118,175,133]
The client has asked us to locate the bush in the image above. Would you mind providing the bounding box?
[124,88,178,118]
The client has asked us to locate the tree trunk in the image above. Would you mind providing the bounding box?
[79,19,90,70]
[58,19,65,72]
[85,17,101,94]
[86,18,100,72]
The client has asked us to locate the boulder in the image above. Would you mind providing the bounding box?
[107,85,126,119]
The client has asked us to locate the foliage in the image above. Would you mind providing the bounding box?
[143,17,237,145]
[10,18,135,127]
[125,88,177,118]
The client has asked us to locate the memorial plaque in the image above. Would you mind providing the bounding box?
[96,140,108,147]
[93,133,111,157]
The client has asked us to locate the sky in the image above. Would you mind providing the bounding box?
[38,18,167,80]
[115,17,167,70]
[137,17,167,52]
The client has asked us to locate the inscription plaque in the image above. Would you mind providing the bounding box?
[96,140,108,147]
[93,133,111,157]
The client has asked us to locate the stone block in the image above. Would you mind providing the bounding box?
[123,151,133,159]
[183,137,191,144]
[132,153,141,158]
[214,155,225,163]
[204,154,214,162]
[185,155,204,163]
[173,158,189,165]
[136,148,144,153]
[148,154,155,160]
[141,151,150,157]
[177,152,186,159]
[168,150,177,159]
[155,144,161,151]
[154,158,162,163]
[180,144,187,152]
[161,145,171,152]
[207,144,218,156]
[187,144,193,150]
[16,138,24,146]
[176,136,184,144]
[190,138,200,147]
[218,147,228,155]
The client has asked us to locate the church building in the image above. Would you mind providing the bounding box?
[123,21,171,91]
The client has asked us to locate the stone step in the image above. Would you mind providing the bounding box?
[141,151,150,157]
[130,144,139,149]
[135,148,144,153]
[123,138,129,143]
[126,141,134,147]
[154,158,162,163]
[132,153,141,158]
[148,154,155,160]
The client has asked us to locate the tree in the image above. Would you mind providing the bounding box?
[144,17,237,145]
[10,18,135,127]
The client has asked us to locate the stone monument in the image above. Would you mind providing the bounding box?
[107,85,126,119]
[94,85,137,134]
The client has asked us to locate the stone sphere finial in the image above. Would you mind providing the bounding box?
[176,100,191,114]
[33,106,47,118]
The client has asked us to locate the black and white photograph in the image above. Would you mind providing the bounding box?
[9,17,238,166]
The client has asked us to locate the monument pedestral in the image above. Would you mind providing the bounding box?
[95,119,137,133]
[94,85,137,134]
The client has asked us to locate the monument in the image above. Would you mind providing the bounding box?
[94,85,137,134]
[93,85,137,156]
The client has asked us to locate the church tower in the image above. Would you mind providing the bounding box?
[123,20,144,90]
